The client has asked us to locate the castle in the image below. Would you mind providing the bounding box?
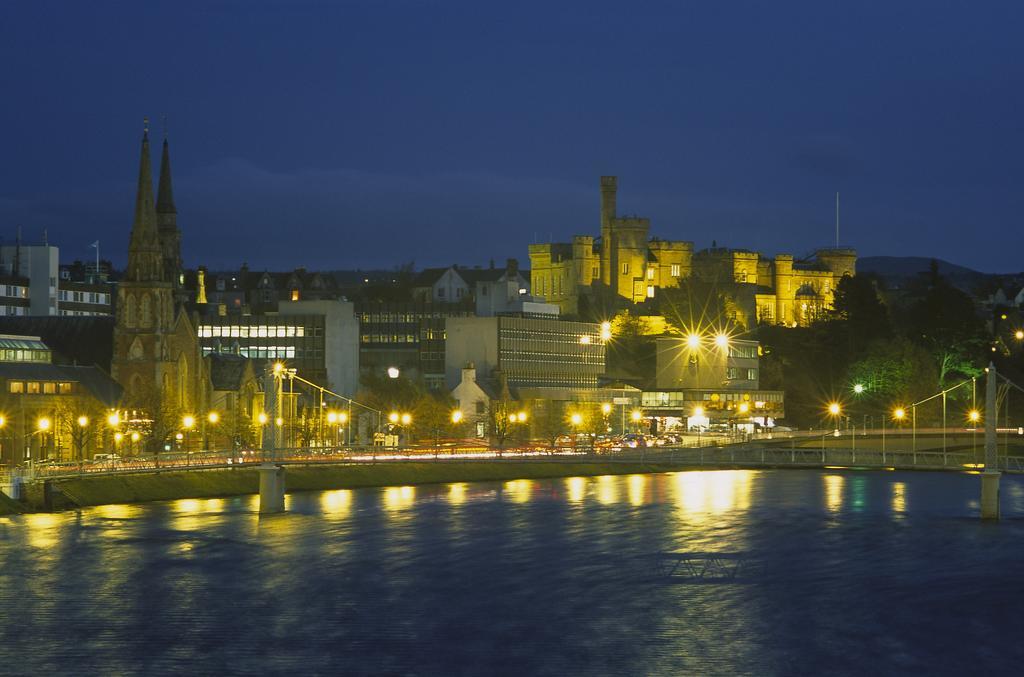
[528,176,856,325]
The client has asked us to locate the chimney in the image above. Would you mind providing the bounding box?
[462,362,476,384]
[506,258,518,277]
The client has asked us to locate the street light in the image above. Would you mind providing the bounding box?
[389,412,400,424]
[714,333,729,349]
[853,384,864,394]
[107,412,120,427]
[400,413,412,426]
[257,412,268,425]
[1016,330,1024,341]
[451,410,463,424]
[600,321,612,342]
[387,366,400,379]
[686,333,701,349]
[208,411,219,424]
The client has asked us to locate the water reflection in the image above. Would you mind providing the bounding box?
[596,475,619,505]
[673,470,753,519]
[892,481,907,513]
[566,476,586,504]
[627,474,648,507]
[320,489,352,517]
[448,483,467,505]
[24,513,61,549]
[824,474,845,513]
[504,479,533,503]
[383,485,416,511]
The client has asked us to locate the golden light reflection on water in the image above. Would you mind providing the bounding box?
[504,480,533,503]
[448,483,467,505]
[25,513,61,548]
[824,474,845,513]
[383,486,416,511]
[672,470,753,520]
[321,489,352,517]
[175,498,202,514]
[93,504,142,520]
[628,474,648,507]
[892,482,906,513]
[566,477,586,504]
[596,475,619,505]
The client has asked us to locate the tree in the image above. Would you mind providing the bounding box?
[533,399,567,449]
[412,391,457,446]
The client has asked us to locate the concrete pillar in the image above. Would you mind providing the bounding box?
[981,363,1000,520]
[258,463,286,514]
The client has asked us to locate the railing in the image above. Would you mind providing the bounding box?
[12,441,1024,482]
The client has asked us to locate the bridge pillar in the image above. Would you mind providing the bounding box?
[981,471,1001,520]
[981,363,1000,520]
[258,463,286,514]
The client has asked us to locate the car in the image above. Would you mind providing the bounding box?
[92,453,121,463]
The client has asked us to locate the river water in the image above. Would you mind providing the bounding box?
[3,469,1024,675]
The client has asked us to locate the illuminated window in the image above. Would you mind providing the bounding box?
[671,264,681,277]
[8,382,23,393]
[59,382,72,394]
[291,289,299,301]
[27,382,40,394]
[621,262,630,275]
[43,382,56,394]
[646,286,655,298]
[647,268,655,280]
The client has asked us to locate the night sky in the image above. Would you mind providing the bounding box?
[2,1,1022,273]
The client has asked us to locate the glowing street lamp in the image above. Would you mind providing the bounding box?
[686,333,701,349]
[893,407,906,421]
[257,412,268,425]
[207,411,220,424]
[451,410,463,424]
[601,403,612,416]
[714,333,729,349]
[327,411,338,424]
[107,412,120,427]
[182,415,196,430]
[853,384,865,394]
[273,362,285,375]
[579,335,591,345]
[77,415,89,428]
[738,402,750,414]
[599,321,612,342]
[388,412,400,424]
[1016,330,1024,341]
[387,366,400,379]
[37,417,51,432]
[828,402,841,416]
[400,413,412,426]
[969,409,980,423]
[337,412,348,425]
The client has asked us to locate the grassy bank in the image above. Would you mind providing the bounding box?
[0,490,25,515]
[27,461,676,511]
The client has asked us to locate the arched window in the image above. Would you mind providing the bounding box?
[129,374,144,403]
[124,294,137,328]
[178,353,188,409]
[140,294,153,328]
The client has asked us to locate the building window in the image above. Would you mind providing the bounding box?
[476,401,485,414]
[27,382,40,394]
[8,382,23,393]
[646,286,655,298]
[671,264,681,277]
[747,368,758,380]
[438,288,445,299]
[647,268,655,280]
[291,289,300,301]
[42,382,56,394]
[621,262,630,275]
[58,382,72,394]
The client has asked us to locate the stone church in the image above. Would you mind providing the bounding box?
[111,124,260,448]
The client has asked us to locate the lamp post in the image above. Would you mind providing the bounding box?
[206,411,219,451]
[825,403,841,463]
[969,409,981,464]
[37,416,51,463]
[75,415,89,464]
[570,412,583,451]
[693,405,705,447]
[631,409,643,435]
[182,415,196,466]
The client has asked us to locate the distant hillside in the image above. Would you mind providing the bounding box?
[858,256,1023,295]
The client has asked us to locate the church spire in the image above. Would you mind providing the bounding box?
[126,119,164,283]
[156,130,176,215]
[155,122,183,288]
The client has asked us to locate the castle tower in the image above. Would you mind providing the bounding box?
[599,176,617,286]
[112,123,200,420]
[156,135,184,295]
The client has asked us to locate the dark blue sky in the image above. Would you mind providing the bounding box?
[2,1,1022,272]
